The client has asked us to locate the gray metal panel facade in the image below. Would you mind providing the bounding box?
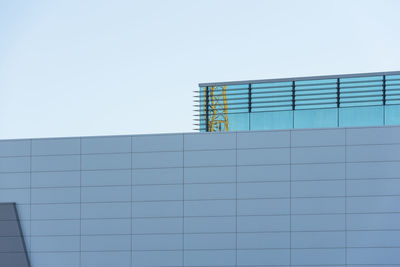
[0,125,399,267]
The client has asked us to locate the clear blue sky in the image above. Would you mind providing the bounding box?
[1,0,399,139]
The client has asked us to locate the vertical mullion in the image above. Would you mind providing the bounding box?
[292,81,295,128]
[291,81,295,110]
[205,86,209,132]
[383,75,386,105]
[337,78,340,108]
[248,83,252,113]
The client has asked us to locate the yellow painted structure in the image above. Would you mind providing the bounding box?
[204,85,229,132]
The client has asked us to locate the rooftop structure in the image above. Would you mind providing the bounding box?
[195,71,400,131]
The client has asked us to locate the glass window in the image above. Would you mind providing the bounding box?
[385,105,400,125]
[227,113,249,131]
[340,76,383,107]
[294,108,338,128]
[252,82,292,112]
[339,106,384,127]
[386,80,400,105]
[295,79,337,109]
[250,110,293,130]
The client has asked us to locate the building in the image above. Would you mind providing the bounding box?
[1,71,400,267]
[195,71,400,132]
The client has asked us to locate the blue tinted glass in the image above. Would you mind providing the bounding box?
[252,82,292,111]
[341,75,382,82]
[386,82,400,105]
[386,74,400,80]
[199,87,207,132]
[295,79,337,109]
[250,111,293,130]
[252,81,292,88]
[340,77,383,108]
[385,105,400,125]
[296,78,336,86]
[339,106,384,127]
[294,108,338,128]
[228,113,249,131]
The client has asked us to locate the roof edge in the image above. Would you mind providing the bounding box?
[199,70,400,87]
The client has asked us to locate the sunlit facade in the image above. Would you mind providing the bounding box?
[196,71,400,131]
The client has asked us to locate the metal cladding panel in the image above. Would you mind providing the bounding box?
[0,125,398,266]
[0,203,30,267]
